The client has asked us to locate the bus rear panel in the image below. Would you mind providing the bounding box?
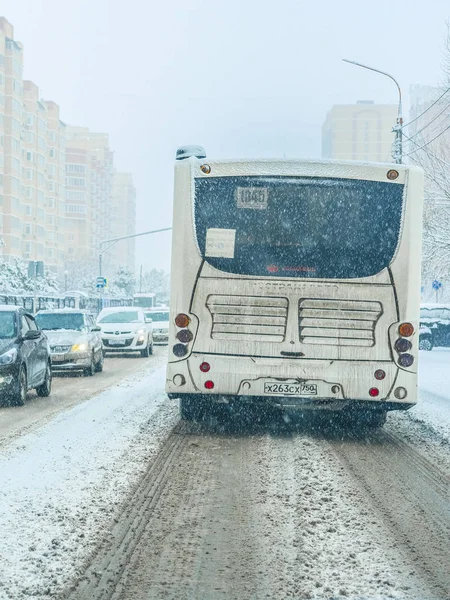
[166,154,423,419]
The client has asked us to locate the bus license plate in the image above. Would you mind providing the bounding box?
[264,382,318,396]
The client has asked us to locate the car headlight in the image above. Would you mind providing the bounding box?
[135,329,146,334]
[0,348,18,365]
[71,343,88,352]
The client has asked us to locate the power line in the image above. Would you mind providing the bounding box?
[402,86,450,129]
[406,101,450,140]
[403,123,450,157]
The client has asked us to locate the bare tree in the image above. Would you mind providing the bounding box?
[406,23,450,290]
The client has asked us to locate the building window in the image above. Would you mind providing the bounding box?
[49,148,56,158]
[65,204,87,214]
[66,190,86,201]
[66,177,86,187]
[26,169,33,181]
[26,187,33,199]
[66,163,86,174]
[26,151,33,162]
[25,224,32,235]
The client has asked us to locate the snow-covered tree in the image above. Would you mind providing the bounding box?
[407,23,450,289]
[140,269,170,303]
[110,266,135,297]
[0,258,59,295]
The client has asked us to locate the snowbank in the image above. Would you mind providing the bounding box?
[0,365,177,599]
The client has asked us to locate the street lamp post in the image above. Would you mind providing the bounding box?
[342,58,403,164]
[64,270,69,292]
[98,226,172,279]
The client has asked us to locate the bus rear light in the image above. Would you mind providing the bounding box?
[369,387,379,397]
[173,343,188,357]
[395,338,412,353]
[204,380,214,390]
[398,323,414,337]
[398,353,414,368]
[200,362,210,372]
[175,313,190,328]
[394,387,407,399]
[374,369,386,380]
[176,329,193,343]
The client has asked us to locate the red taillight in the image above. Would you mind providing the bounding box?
[374,369,386,380]
[200,362,210,372]
[204,380,214,390]
[175,313,190,328]
[369,387,379,397]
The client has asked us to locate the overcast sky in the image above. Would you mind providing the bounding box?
[2,0,449,273]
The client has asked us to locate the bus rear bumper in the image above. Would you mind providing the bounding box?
[166,354,418,410]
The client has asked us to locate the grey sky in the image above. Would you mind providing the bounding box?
[2,0,449,273]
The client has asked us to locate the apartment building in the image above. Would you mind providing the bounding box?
[322,101,397,162]
[0,17,24,261]
[109,171,136,272]
[64,127,136,277]
[0,18,66,272]
[0,16,136,281]
[64,126,114,267]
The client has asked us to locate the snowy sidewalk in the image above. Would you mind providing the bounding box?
[0,364,177,599]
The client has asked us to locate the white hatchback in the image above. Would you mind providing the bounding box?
[97,307,153,357]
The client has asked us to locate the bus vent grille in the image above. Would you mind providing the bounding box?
[299,298,382,347]
[207,295,288,342]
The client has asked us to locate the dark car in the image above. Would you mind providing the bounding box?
[0,305,52,406]
[419,303,450,351]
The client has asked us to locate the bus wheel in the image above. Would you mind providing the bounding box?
[180,396,204,421]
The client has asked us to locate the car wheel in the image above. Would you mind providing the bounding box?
[140,343,150,358]
[11,366,27,406]
[419,338,433,351]
[36,362,52,397]
[83,354,95,376]
[95,350,104,372]
[148,343,153,355]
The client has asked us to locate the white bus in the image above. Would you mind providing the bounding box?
[133,293,156,309]
[166,146,423,427]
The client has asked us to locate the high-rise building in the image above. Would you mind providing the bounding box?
[322,101,397,162]
[0,17,24,262]
[0,16,136,282]
[109,171,136,272]
[64,127,135,277]
[0,18,66,272]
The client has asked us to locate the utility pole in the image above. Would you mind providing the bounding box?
[343,59,403,164]
[139,264,143,293]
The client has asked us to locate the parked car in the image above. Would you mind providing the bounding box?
[97,307,153,357]
[0,305,52,406]
[145,307,169,345]
[35,309,104,376]
[419,303,450,351]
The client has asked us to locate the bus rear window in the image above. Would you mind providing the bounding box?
[194,176,404,279]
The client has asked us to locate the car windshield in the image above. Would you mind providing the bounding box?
[146,312,168,322]
[98,311,142,323]
[0,312,17,339]
[35,313,85,331]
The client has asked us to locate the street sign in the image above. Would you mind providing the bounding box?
[96,276,107,289]
[432,280,442,291]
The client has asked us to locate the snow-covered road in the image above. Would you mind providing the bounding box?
[0,349,449,599]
